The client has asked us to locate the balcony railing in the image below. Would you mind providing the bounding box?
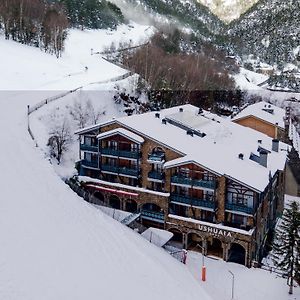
[148,171,165,181]
[225,203,254,215]
[80,144,98,152]
[171,175,216,190]
[141,210,165,222]
[170,194,216,209]
[148,152,165,162]
[101,148,140,159]
[81,159,99,169]
[101,164,140,177]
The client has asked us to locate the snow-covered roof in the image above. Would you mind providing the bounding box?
[97,128,144,144]
[232,101,286,129]
[75,120,115,135]
[81,104,289,192]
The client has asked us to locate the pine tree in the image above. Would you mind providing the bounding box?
[272,201,300,294]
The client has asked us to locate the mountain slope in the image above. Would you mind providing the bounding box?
[198,0,259,23]
[111,0,225,40]
[228,0,300,66]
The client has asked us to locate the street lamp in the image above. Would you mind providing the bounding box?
[228,270,235,300]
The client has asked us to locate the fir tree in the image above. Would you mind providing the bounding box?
[272,201,300,294]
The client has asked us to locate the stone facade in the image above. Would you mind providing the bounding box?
[77,120,285,267]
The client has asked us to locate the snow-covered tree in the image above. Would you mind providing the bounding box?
[272,201,300,294]
[47,109,73,164]
[69,97,105,128]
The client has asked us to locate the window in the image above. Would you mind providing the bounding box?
[175,186,189,196]
[179,168,190,178]
[130,160,138,169]
[84,136,92,146]
[131,143,138,152]
[85,153,98,162]
[153,163,163,172]
[204,191,214,201]
[232,214,247,226]
[108,140,117,150]
[85,152,92,161]
[203,171,214,181]
[227,186,254,207]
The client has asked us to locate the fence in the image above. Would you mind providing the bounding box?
[26,71,134,145]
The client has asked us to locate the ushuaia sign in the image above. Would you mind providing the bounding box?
[198,224,233,238]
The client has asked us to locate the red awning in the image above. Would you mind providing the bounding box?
[85,184,139,197]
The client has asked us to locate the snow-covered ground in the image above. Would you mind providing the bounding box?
[0,24,214,299]
[186,251,300,300]
[0,24,154,90]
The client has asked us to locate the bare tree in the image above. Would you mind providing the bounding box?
[86,99,105,125]
[69,98,90,129]
[69,96,105,128]
[47,110,72,164]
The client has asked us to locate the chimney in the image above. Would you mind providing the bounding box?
[272,139,279,152]
[198,108,203,114]
[162,118,167,125]
[155,113,160,118]
[259,149,268,167]
[179,107,184,112]
[238,153,244,160]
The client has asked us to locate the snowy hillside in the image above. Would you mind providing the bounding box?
[0,24,214,299]
[0,24,153,90]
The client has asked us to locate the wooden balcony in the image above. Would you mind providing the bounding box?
[171,175,216,190]
[101,164,140,177]
[148,171,165,181]
[81,159,99,169]
[101,147,141,159]
[225,203,254,215]
[80,144,98,152]
[170,193,216,210]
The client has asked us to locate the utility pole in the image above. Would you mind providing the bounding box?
[228,270,235,300]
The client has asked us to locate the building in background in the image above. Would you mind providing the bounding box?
[75,105,288,267]
[231,101,286,140]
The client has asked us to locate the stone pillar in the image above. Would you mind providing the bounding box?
[216,176,226,223]
[183,233,188,249]
[121,198,126,211]
[223,243,230,261]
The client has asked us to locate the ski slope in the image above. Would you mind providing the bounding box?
[0,26,211,300]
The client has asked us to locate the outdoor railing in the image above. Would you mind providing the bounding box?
[170,194,216,209]
[225,203,254,215]
[101,147,140,159]
[171,175,216,190]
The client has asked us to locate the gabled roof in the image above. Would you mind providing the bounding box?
[97,128,144,144]
[78,104,289,192]
[232,101,286,129]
